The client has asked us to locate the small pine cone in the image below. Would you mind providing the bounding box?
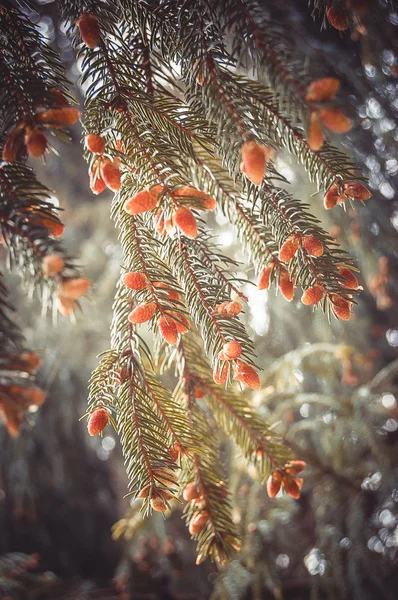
[42,254,65,275]
[77,13,101,48]
[338,267,360,290]
[307,111,324,151]
[214,301,231,314]
[213,362,228,385]
[240,141,274,186]
[168,442,182,461]
[153,467,178,487]
[59,278,90,300]
[138,485,151,499]
[279,235,300,263]
[223,340,242,359]
[26,129,47,158]
[284,460,307,475]
[233,363,260,390]
[302,235,324,257]
[122,271,148,290]
[323,183,341,210]
[90,168,106,195]
[158,315,179,345]
[326,5,349,30]
[284,476,303,500]
[225,300,243,316]
[37,107,80,126]
[100,158,121,192]
[30,215,65,238]
[20,351,42,372]
[128,302,157,324]
[194,387,205,399]
[331,295,351,320]
[257,265,273,290]
[150,495,167,512]
[318,108,352,133]
[183,482,200,501]
[301,284,324,306]
[170,312,190,333]
[279,269,295,302]
[306,77,340,102]
[174,206,198,239]
[124,190,157,215]
[266,471,282,498]
[188,511,210,536]
[56,296,76,316]
[218,350,229,361]
[87,407,109,436]
[86,133,105,154]
[343,182,371,201]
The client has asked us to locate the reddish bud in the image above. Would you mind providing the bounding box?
[331,295,352,320]
[306,78,340,102]
[326,5,349,30]
[100,158,121,192]
[279,269,294,302]
[124,190,157,215]
[87,407,109,436]
[223,340,242,359]
[284,477,303,500]
[213,362,228,385]
[302,235,324,257]
[257,265,273,290]
[279,235,300,263]
[266,472,282,498]
[128,302,156,324]
[37,107,80,126]
[170,312,190,333]
[284,460,307,475]
[323,183,341,210]
[241,141,274,186]
[301,284,324,306]
[77,13,100,48]
[338,267,360,290]
[188,511,210,536]
[318,108,352,133]
[19,351,42,372]
[158,315,179,345]
[56,296,76,316]
[225,300,243,316]
[174,206,198,239]
[60,278,90,300]
[122,271,147,291]
[343,182,371,201]
[233,363,260,390]
[26,130,47,158]
[307,111,324,151]
[194,387,205,399]
[150,495,168,512]
[90,168,106,195]
[183,482,199,501]
[86,133,105,154]
[42,254,65,275]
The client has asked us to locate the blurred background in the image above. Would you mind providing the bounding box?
[0,1,397,598]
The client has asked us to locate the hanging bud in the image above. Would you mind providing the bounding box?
[87,407,109,436]
[240,141,274,186]
[124,190,157,215]
[90,166,106,195]
[307,111,324,151]
[279,269,295,302]
[2,124,26,162]
[223,340,242,359]
[183,482,200,501]
[100,158,121,192]
[326,5,349,30]
[279,235,300,263]
[42,254,65,275]
[128,302,156,324]
[301,284,324,306]
[37,107,80,126]
[343,182,371,201]
[158,315,179,345]
[331,295,352,320]
[338,267,361,290]
[284,460,307,476]
[150,494,168,512]
[306,78,340,102]
[188,511,210,536]
[59,278,90,300]
[169,312,190,333]
[284,476,303,500]
[225,300,243,316]
[318,108,352,133]
[26,129,47,158]
[323,183,341,210]
[302,235,324,257]
[122,271,148,291]
[174,206,198,239]
[86,133,105,155]
[77,13,100,48]
[233,363,260,390]
[266,471,282,498]
[56,296,76,316]
[257,265,273,290]
[214,301,231,314]
[213,362,228,385]
[194,387,205,399]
